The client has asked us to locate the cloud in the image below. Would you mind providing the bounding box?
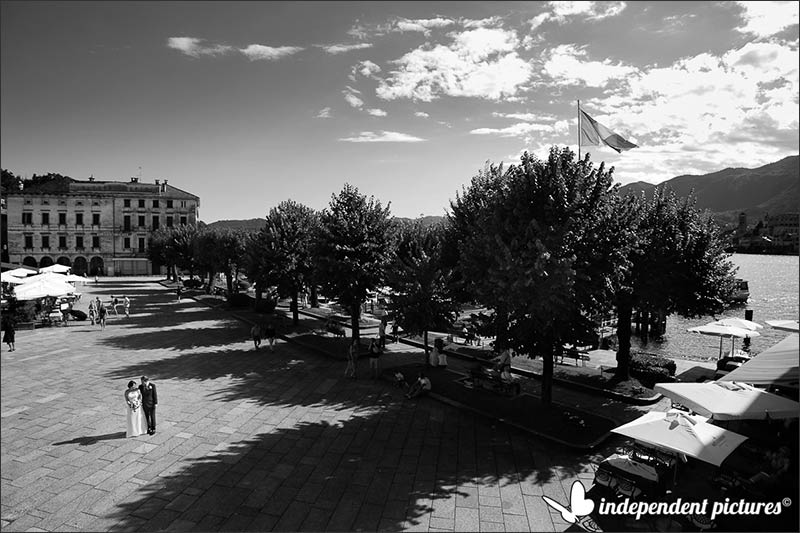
[239,44,303,61]
[734,1,799,38]
[339,131,425,142]
[367,108,388,117]
[492,112,541,121]
[547,1,627,22]
[343,90,364,108]
[376,27,532,101]
[395,17,455,34]
[167,37,233,58]
[462,17,504,29]
[414,111,430,118]
[469,122,559,137]
[320,43,373,55]
[543,44,638,87]
[316,107,332,118]
[529,13,551,30]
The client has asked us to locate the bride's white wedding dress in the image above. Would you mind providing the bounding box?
[125,389,146,437]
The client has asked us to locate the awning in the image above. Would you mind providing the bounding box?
[719,334,799,386]
[654,381,800,420]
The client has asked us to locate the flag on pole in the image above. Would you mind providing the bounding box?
[579,109,638,153]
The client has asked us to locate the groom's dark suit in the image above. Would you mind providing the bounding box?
[139,382,158,434]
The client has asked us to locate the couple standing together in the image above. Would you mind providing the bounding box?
[125,376,158,437]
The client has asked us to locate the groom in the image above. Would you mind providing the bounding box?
[139,376,158,435]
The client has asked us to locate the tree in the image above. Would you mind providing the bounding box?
[314,184,393,341]
[612,187,737,379]
[194,227,247,300]
[147,225,200,281]
[449,148,623,404]
[249,200,318,325]
[387,220,458,358]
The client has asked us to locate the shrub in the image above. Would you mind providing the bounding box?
[183,278,203,289]
[255,298,277,314]
[228,292,252,308]
[631,352,676,376]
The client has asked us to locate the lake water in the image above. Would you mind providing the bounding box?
[629,253,799,361]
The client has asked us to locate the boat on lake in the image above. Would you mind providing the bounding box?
[729,278,750,303]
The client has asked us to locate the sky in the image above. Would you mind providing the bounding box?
[1,1,798,223]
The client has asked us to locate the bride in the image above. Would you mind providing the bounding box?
[125,381,146,437]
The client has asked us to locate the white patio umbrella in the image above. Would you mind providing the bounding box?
[611,410,748,466]
[14,278,76,301]
[654,381,800,420]
[1,272,25,284]
[18,272,64,284]
[39,264,71,274]
[687,323,760,359]
[60,273,86,283]
[719,334,799,386]
[765,320,800,333]
[711,317,763,331]
[4,267,36,278]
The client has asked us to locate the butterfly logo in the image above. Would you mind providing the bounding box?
[542,481,602,532]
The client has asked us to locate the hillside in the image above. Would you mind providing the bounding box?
[618,156,799,225]
[205,218,265,231]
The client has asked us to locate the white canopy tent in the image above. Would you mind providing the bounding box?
[39,264,71,274]
[611,410,748,467]
[13,278,76,301]
[4,267,36,278]
[719,334,799,387]
[1,272,25,284]
[654,381,800,420]
[688,323,760,359]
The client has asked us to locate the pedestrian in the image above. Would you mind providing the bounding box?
[391,321,398,343]
[111,296,120,316]
[125,380,146,437]
[251,323,263,350]
[428,342,439,368]
[98,300,108,330]
[368,338,382,379]
[405,372,431,399]
[264,320,276,352]
[434,337,447,369]
[123,296,131,317]
[88,299,96,325]
[139,376,158,435]
[345,338,358,379]
[378,318,387,349]
[176,284,183,302]
[3,315,16,352]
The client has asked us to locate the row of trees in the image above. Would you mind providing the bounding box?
[149,147,737,404]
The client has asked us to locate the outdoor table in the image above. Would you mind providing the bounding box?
[596,453,660,497]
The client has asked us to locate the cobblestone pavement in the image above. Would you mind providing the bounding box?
[2,277,623,532]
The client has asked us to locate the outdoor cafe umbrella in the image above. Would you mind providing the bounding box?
[719,334,799,386]
[4,267,36,278]
[1,272,25,284]
[14,278,76,301]
[687,323,760,359]
[711,317,763,331]
[39,264,71,274]
[765,320,799,333]
[611,410,748,467]
[654,381,800,421]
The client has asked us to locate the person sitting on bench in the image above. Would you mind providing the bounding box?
[405,372,431,399]
[492,348,512,381]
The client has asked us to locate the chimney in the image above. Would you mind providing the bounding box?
[88,175,95,182]
[155,179,160,185]
[131,177,139,183]
[162,179,168,193]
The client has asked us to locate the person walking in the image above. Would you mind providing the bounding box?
[264,320,277,352]
[97,300,108,330]
[176,284,183,302]
[345,338,358,379]
[391,321,399,343]
[111,296,120,316]
[368,338,382,379]
[3,316,16,352]
[88,299,96,325]
[434,337,447,369]
[139,376,158,435]
[251,323,263,350]
[123,296,131,317]
[378,318,387,349]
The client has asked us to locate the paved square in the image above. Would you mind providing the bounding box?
[2,278,598,531]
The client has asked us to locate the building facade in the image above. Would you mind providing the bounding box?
[2,176,199,275]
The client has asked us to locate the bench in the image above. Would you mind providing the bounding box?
[558,349,591,367]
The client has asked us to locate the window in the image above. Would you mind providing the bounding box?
[153,199,159,208]
[166,216,173,227]
[24,235,33,249]
[138,199,145,208]
[25,199,32,205]
[22,212,32,225]
[138,215,145,227]
[42,199,49,205]
[92,213,100,226]
[76,236,84,249]
[76,213,84,226]
[92,236,100,249]
[123,215,131,231]
[41,212,50,225]
[138,237,145,253]
[152,215,159,230]
[58,213,67,225]
[180,216,187,225]
[59,236,67,249]
[76,201,83,206]
[166,200,173,208]
[41,235,50,249]
[124,199,131,207]
[181,201,187,208]
[124,237,131,249]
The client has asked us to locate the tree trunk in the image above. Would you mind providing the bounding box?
[641,309,650,344]
[291,291,299,326]
[254,283,262,309]
[310,285,319,308]
[615,300,633,380]
[225,270,234,300]
[350,303,360,343]
[424,330,429,365]
[541,343,554,405]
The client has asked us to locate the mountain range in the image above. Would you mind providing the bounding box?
[205,156,799,230]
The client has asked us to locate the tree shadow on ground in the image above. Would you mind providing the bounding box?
[53,431,127,446]
[99,326,249,352]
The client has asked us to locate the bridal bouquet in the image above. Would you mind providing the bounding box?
[128,396,141,413]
